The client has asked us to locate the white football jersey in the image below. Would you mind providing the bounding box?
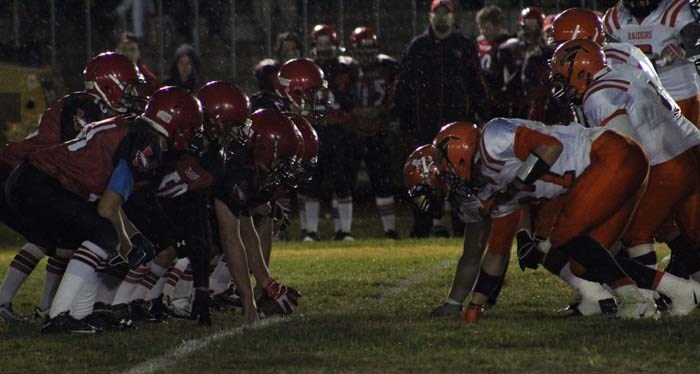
[475,118,606,217]
[582,67,700,165]
[603,0,699,100]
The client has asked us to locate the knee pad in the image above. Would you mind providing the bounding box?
[473,269,504,300]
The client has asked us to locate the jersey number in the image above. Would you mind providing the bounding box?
[67,123,117,152]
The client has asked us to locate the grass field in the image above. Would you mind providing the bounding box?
[1,235,699,373]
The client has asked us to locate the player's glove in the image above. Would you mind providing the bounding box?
[108,233,156,269]
[657,43,686,68]
[257,279,301,317]
[190,289,212,326]
[516,230,543,271]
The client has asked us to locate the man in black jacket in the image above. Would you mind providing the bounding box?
[395,0,490,238]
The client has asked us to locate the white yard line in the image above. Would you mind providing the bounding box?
[124,317,289,374]
[126,259,454,373]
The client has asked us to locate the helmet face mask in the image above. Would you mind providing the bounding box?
[407,183,445,219]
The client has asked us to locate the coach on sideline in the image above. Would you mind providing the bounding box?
[395,0,490,238]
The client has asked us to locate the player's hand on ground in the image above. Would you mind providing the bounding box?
[258,279,301,316]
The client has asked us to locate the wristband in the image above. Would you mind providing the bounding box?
[515,153,551,185]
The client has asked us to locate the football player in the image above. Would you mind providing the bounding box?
[0,52,146,321]
[603,0,700,125]
[7,86,201,333]
[304,24,357,241]
[211,108,303,322]
[276,57,353,241]
[347,27,399,239]
[549,40,700,285]
[433,120,700,319]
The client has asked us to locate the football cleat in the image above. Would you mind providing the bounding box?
[302,232,320,242]
[614,285,659,320]
[333,231,354,241]
[563,298,617,317]
[129,300,159,323]
[384,230,399,240]
[463,303,485,323]
[0,303,27,322]
[432,225,450,238]
[662,278,700,317]
[40,312,103,335]
[166,295,193,319]
[34,307,49,320]
[429,303,462,319]
[148,296,171,321]
[211,291,242,311]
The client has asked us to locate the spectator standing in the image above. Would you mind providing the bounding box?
[395,0,489,238]
[475,5,514,118]
[163,44,203,92]
[116,32,161,96]
[276,32,303,63]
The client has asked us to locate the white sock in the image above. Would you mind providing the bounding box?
[298,195,307,231]
[164,258,191,300]
[145,274,168,301]
[38,249,72,312]
[337,196,353,233]
[559,262,612,299]
[626,243,657,270]
[49,242,107,319]
[132,262,167,302]
[111,265,149,306]
[432,218,442,227]
[173,263,194,300]
[0,243,45,305]
[70,275,100,320]
[376,196,396,232]
[209,256,232,296]
[332,196,341,232]
[95,270,123,306]
[304,199,321,233]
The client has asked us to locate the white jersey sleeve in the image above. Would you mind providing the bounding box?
[582,80,632,128]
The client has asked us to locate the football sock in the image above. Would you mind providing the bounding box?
[94,267,125,306]
[50,242,108,319]
[111,264,149,306]
[132,262,167,302]
[304,199,321,234]
[625,243,657,270]
[164,258,191,300]
[376,196,396,232]
[298,194,307,231]
[38,250,72,312]
[332,196,341,231]
[559,235,634,288]
[209,256,232,296]
[337,196,353,233]
[0,243,45,305]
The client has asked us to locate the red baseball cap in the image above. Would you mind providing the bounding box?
[430,0,454,13]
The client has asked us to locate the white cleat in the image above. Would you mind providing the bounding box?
[663,278,700,317]
[0,303,27,322]
[575,282,618,316]
[615,285,659,320]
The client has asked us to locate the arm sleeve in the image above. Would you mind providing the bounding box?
[106,159,135,201]
[583,89,631,128]
[513,126,563,161]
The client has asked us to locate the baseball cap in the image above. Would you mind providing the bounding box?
[430,0,454,13]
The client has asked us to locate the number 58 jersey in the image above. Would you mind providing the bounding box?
[478,118,607,203]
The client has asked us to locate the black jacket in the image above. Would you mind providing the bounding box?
[395,27,490,146]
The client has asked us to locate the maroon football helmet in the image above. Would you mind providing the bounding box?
[310,24,339,46]
[277,58,327,113]
[142,86,204,151]
[249,109,303,192]
[84,52,145,113]
[196,81,252,150]
[349,27,378,49]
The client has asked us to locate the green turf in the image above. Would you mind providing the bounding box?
[0,238,698,373]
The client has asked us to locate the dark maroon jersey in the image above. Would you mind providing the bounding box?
[157,154,215,199]
[0,92,108,168]
[29,117,131,201]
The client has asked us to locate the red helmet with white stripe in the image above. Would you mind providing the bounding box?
[84,52,145,113]
[143,86,204,151]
